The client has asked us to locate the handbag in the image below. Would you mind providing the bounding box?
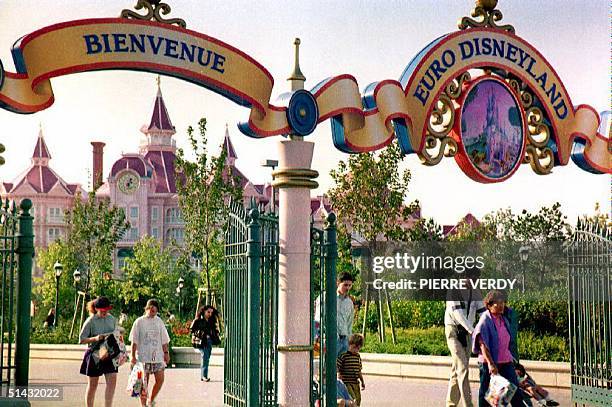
[210,329,221,346]
[191,334,204,348]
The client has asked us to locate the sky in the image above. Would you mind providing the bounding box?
[0,0,609,225]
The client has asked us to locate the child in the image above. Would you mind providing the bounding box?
[336,333,365,406]
[515,363,559,406]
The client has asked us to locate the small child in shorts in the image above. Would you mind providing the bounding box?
[336,334,365,406]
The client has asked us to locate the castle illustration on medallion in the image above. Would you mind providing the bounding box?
[460,79,524,179]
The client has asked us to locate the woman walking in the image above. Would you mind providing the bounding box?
[79,296,118,407]
[472,290,528,407]
[190,305,219,381]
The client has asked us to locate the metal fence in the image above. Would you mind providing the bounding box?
[223,201,278,407]
[311,214,338,407]
[0,198,34,394]
[567,219,612,406]
[223,201,337,406]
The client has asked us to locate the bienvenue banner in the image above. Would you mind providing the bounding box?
[0,18,291,135]
[0,19,609,174]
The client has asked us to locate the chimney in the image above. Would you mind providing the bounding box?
[91,142,105,189]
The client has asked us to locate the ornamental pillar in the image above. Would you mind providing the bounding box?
[274,38,318,406]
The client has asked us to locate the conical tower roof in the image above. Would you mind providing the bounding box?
[222,124,238,162]
[147,78,175,133]
[32,124,51,163]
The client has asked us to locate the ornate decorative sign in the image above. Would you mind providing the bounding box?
[0,0,609,181]
[454,77,526,183]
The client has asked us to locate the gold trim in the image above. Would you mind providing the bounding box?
[272,169,319,179]
[272,168,319,189]
[458,1,515,34]
[525,145,554,174]
[120,0,187,28]
[277,344,314,352]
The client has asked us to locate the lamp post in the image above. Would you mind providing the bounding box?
[519,245,530,293]
[176,277,185,318]
[73,269,81,309]
[53,261,63,328]
[261,159,279,213]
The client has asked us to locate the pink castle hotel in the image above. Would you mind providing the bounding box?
[1,83,333,277]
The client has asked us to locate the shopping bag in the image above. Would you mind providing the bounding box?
[485,374,517,406]
[126,362,147,398]
[112,329,128,368]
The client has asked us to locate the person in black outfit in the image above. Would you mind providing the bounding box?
[190,305,219,381]
[43,307,56,329]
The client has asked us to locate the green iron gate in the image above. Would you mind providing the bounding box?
[223,201,337,407]
[567,219,611,406]
[0,198,34,395]
[224,201,278,407]
[311,214,338,407]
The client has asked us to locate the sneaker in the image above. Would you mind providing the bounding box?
[546,401,559,406]
[205,377,211,382]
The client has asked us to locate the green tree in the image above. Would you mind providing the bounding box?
[175,118,242,299]
[328,139,419,250]
[120,236,197,317]
[34,240,79,324]
[64,191,129,298]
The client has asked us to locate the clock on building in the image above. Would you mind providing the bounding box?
[118,172,140,194]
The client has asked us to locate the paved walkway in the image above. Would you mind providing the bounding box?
[28,360,571,406]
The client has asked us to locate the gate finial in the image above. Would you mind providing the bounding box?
[287,38,306,91]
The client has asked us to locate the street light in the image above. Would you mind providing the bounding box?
[72,269,81,311]
[53,261,63,328]
[261,159,279,214]
[519,245,530,293]
[177,277,185,318]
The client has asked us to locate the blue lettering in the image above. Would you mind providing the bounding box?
[211,53,226,73]
[83,35,102,54]
[429,60,446,81]
[413,84,429,106]
[517,48,531,69]
[505,42,518,63]
[441,50,456,68]
[146,35,164,54]
[459,40,474,60]
[492,39,505,57]
[526,58,538,78]
[546,83,562,106]
[112,34,129,53]
[179,43,196,62]
[164,39,179,58]
[101,34,112,53]
[481,37,492,55]
[129,34,146,53]
[536,72,548,90]
[197,47,212,66]
[473,37,481,56]
[555,99,567,119]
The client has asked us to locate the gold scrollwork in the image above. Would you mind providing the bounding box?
[458,1,515,34]
[120,0,187,28]
[418,136,458,166]
[525,145,554,174]
[507,78,533,109]
[525,107,550,148]
[418,72,472,166]
[445,72,471,100]
[428,94,455,138]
